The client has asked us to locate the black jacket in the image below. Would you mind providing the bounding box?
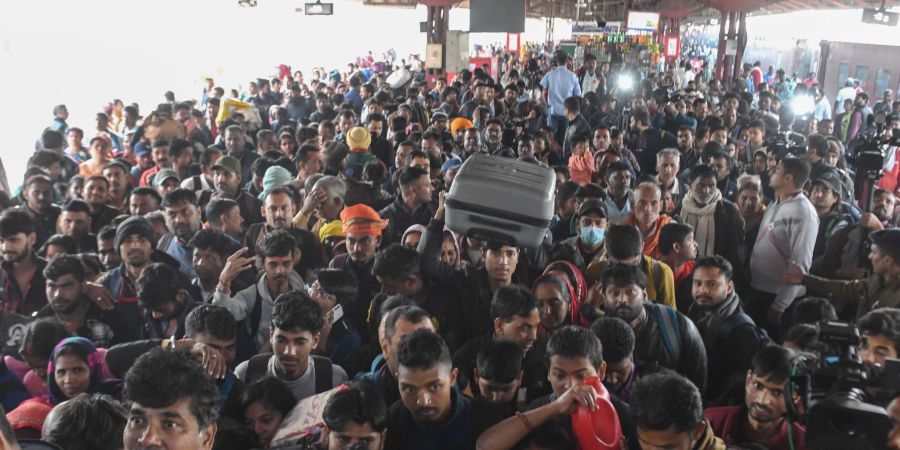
[286,97,316,121]
[384,387,506,450]
[199,188,263,226]
[563,114,592,157]
[632,302,708,392]
[419,219,527,344]
[370,136,394,168]
[231,150,260,191]
[675,199,745,285]
[379,196,434,246]
[368,280,463,352]
[635,128,678,175]
[144,300,202,340]
[688,293,761,405]
[19,205,59,251]
[329,254,380,344]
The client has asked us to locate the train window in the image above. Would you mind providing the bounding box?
[875,69,891,95]
[856,66,869,89]
[837,63,850,90]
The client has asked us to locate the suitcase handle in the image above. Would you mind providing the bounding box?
[467,226,519,247]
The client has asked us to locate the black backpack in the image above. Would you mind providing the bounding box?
[715,310,773,353]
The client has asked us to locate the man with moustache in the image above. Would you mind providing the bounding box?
[243,186,323,278]
[215,230,306,351]
[38,254,123,348]
[19,174,60,251]
[328,204,387,342]
[159,188,203,280]
[136,262,200,340]
[57,199,97,253]
[97,216,166,343]
[676,165,745,275]
[0,209,48,316]
[82,175,121,233]
[200,155,263,225]
[815,189,897,279]
[705,345,809,450]
[188,229,245,304]
[235,291,348,402]
[599,263,707,392]
[688,256,763,405]
[385,329,506,449]
[676,125,702,173]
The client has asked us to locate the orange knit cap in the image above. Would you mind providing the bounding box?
[450,117,474,135]
[340,204,389,237]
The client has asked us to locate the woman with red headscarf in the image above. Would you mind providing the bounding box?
[532,260,590,339]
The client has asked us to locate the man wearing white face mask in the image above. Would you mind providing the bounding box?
[561,199,609,272]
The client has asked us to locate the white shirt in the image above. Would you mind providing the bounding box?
[582,71,598,95]
[813,96,832,121]
[835,87,857,114]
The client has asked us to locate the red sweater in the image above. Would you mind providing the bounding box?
[704,406,808,450]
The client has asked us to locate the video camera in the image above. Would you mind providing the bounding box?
[847,112,900,211]
[764,130,806,159]
[788,321,900,450]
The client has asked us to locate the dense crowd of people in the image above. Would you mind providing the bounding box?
[0,44,897,450]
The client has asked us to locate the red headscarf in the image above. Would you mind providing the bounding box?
[543,260,589,327]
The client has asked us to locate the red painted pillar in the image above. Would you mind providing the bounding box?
[714,10,727,80]
[723,12,737,90]
[732,12,747,88]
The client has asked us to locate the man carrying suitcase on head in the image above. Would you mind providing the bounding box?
[418,193,528,345]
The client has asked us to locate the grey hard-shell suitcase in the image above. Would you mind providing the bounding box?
[444,154,556,250]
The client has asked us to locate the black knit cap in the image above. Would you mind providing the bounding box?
[115,216,156,250]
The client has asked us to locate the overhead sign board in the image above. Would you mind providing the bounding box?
[626,11,660,31]
[664,35,680,58]
[572,21,622,35]
[861,8,899,26]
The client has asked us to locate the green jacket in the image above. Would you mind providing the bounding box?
[803,273,900,318]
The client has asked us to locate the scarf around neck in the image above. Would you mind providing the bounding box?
[681,189,722,258]
[689,291,741,348]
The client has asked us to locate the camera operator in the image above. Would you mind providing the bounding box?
[785,229,900,318]
[813,189,896,279]
[704,345,809,450]
[857,308,900,406]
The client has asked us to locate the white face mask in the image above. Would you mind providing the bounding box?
[467,249,483,266]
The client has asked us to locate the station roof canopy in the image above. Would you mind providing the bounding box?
[380,0,900,20]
